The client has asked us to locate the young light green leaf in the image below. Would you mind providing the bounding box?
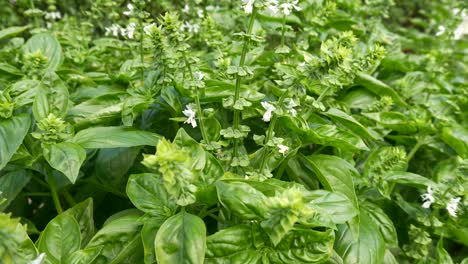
[384,171,436,189]
[0,26,29,40]
[305,190,357,224]
[155,211,206,264]
[441,124,468,158]
[324,108,378,140]
[0,113,31,170]
[71,126,161,148]
[37,214,81,263]
[43,142,86,184]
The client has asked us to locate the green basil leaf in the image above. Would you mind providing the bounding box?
[37,214,81,264]
[63,198,95,247]
[64,246,103,264]
[384,171,436,188]
[32,74,69,120]
[23,33,63,72]
[437,238,453,264]
[305,190,357,224]
[362,201,398,247]
[441,124,468,158]
[355,73,407,107]
[216,181,267,220]
[324,108,377,140]
[0,170,32,211]
[205,224,264,264]
[86,214,143,264]
[0,26,29,40]
[303,154,359,210]
[155,211,206,264]
[0,113,30,170]
[334,209,385,264]
[43,142,86,184]
[71,126,161,149]
[141,218,165,264]
[126,173,175,218]
[269,228,335,263]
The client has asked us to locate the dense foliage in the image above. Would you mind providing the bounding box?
[0,0,467,263]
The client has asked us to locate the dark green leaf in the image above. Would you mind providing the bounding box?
[0,170,31,211]
[71,127,161,149]
[441,124,468,158]
[63,198,95,247]
[64,246,103,264]
[355,73,407,107]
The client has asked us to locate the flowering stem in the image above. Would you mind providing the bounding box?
[47,172,63,214]
[139,18,145,82]
[233,8,257,161]
[182,52,209,144]
[280,15,286,47]
[259,92,288,172]
[316,86,331,104]
[28,0,39,28]
[407,141,422,162]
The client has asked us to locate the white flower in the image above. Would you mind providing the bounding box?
[143,23,156,35]
[421,186,435,208]
[44,11,61,20]
[278,144,289,156]
[454,16,468,40]
[435,25,446,36]
[182,4,190,13]
[242,0,255,14]
[181,21,200,33]
[266,0,279,13]
[123,3,134,16]
[244,175,249,180]
[261,101,276,122]
[183,104,197,128]
[105,24,121,37]
[279,0,301,16]
[30,253,46,264]
[446,197,461,217]
[124,23,137,39]
[285,99,298,117]
[197,9,204,18]
[194,71,205,80]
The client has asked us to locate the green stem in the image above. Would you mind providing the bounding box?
[139,18,145,82]
[316,86,331,104]
[182,52,209,143]
[258,92,288,172]
[232,8,257,161]
[407,141,422,162]
[47,172,63,214]
[280,15,286,47]
[28,0,39,28]
[21,192,51,197]
[31,175,50,189]
[199,207,220,218]
[63,190,76,207]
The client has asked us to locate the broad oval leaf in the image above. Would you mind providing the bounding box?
[63,198,95,247]
[44,142,86,184]
[384,171,436,188]
[305,190,357,224]
[334,209,385,264]
[70,126,161,149]
[441,124,468,158]
[0,25,29,40]
[23,33,63,72]
[355,73,407,107]
[64,246,103,264]
[206,224,263,264]
[303,154,359,210]
[155,211,206,264]
[37,214,81,264]
[86,213,143,264]
[32,73,69,120]
[361,201,398,247]
[324,108,377,140]
[216,181,267,220]
[0,113,31,170]
[126,173,175,218]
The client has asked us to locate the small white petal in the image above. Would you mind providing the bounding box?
[183,104,197,128]
[30,253,46,264]
[446,197,461,217]
[278,144,289,156]
[261,101,276,122]
[421,186,435,209]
